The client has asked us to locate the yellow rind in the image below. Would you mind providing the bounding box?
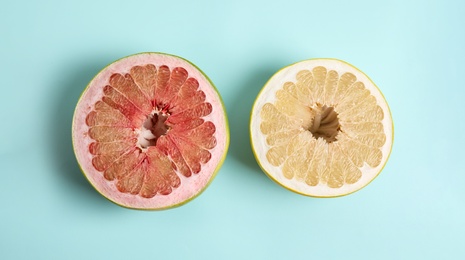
[249,58,394,198]
[72,52,230,210]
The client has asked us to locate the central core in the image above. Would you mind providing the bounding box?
[138,111,170,148]
[308,104,340,143]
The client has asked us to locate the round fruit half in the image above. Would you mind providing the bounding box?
[72,52,229,209]
[250,58,393,197]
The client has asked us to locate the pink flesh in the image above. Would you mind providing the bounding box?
[85,64,217,198]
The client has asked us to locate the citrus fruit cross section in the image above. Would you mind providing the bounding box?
[251,59,393,197]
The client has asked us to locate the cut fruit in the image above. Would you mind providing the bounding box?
[250,59,393,197]
[72,53,229,209]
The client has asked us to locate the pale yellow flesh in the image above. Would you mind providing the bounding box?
[252,59,392,196]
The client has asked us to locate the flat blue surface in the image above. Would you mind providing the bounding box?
[2,0,464,259]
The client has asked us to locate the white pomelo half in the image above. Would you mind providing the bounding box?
[73,53,229,209]
[250,59,393,197]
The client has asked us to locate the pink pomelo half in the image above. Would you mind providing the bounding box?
[72,53,229,210]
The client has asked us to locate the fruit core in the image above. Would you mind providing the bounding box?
[138,111,171,149]
[308,103,340,143]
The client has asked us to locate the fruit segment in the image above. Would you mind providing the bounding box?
[169,78,206,114]
[101,85,146,127]
[167,103,213,124]
[86,101,132,127]
[163,67,189,105]
[322,70,339,105]
[103,148,144,181]
[275,88,312,128]
[265,129,300,146]
[109,73,152,114]
[305,138,328,186]
[259,66,386,189]
[88,126,135,142]
[130,64,157,101]
[169,135,212,174]
[260,103,300,135]
[310,66,327,103]
[89,140,136,155]
[85,65,217,198]
[155,65,171,106]
[139,148,181,198]
[281,131,313,180]
[295,70,313,103]
[156,136,192,177]
[174,121,217,150]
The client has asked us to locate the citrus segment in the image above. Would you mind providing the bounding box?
[167,103,213,124]
[322,70,338,104]
[72,53,229,209]
[169,78,205,113]
[170,118,205,132]
[109,73,152,113]
[333,72,357,103]
[154,65,171,106]
[259,103,300,135]
[163,67,189,104]
[295,70,313,102]
[265,129,300,146]
[130,64,157,100]
[101,85,146,126]
[177,136,212,171]
[89,140,136,156]
[88,126,135,142]
[102,148,143,181]
[311,66,327,101]
[275,88,312,127]
[137,148,181,198]
[177,121,217,149]
[85,101,132,127]
[250,58,393,197]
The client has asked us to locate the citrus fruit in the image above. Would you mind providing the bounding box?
[250,58,393,197]
[72,53,229,209]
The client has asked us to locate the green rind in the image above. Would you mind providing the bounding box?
[72,52,230,210]
[249,58,394,198]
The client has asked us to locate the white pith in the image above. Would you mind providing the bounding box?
[72,53,228,209]
[136,110,168,150]
[250,59,393,197]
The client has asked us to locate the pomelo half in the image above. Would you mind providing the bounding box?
[72,53,229,209]
[250,59,393,197]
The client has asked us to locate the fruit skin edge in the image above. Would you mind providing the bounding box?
[249,58,394,198]
[71,52,230,210]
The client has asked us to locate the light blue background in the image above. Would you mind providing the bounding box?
[2,0,464,259]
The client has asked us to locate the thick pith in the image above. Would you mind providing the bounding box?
[250,59,393,197]
[73,53,228,209]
